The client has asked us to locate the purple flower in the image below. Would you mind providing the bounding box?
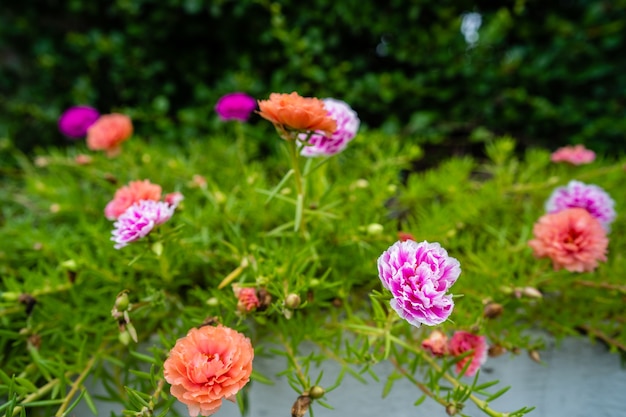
[214,92,257,122]
[299,98,360,157]
[377,240,461,327]
[111,200,175,249]
[58,106,100,138]
[545,180,616,231]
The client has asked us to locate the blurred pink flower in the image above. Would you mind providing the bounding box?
[74,154,93,165]
[58,106,100,139]
[550,144,595,165]
[422,330,449,357]
[528,207,608,272]
[111,200,174,249]
[545,180,616,231]
[215,93,257,122]
[299,98,360,157]
[164,191,185,208]
[233,285,260,312]
[377,240,461,327]
[86,113,133,157]
[163,325,254,417]
[105,180,163,220]
[449,331,488,377]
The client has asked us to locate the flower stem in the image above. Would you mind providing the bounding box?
[286,138,306,234]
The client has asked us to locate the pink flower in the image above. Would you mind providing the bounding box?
[422,330,449,357]
[58,106,100,139]
[74,154,93,165]
[111,200,174,249]
[449,331,488,377]
[299,98,360,157]
[550,144,596,165]
[233,285,260,312]
[215,93,257,122]
[164,191,185,208]
[163,325,254,417]
[528,208,608,272]
[377,240,461,327]
[105,180,163,220]
[545,180,616,231]
[86,113,133,157]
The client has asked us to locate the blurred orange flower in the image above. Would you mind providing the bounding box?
[104,180,162,220]
[528,207,608,272]
[86,113,133,156]
[257,92,337,138]
[163,325,254,417]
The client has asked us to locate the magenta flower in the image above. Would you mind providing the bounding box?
[449,331,488,377]
[377,240,461,327]
[299,98,360,157]
[545,180,616,231]
[215,92,257,122]
[58,106,100,139]
[111,200,175,249]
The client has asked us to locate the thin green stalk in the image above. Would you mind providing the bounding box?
[286,139,306,234]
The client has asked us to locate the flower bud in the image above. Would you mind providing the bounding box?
[366,223,384,236]
[528,350,541,363]
[119,331,131,346]
[284,293,301,310]
[309,385,325,399]
[115,292,130,311]
[206,297,219,307]
[488,344,507,358]
[521,287,543,299]
[483,302,504,319]
[446,404,458,416]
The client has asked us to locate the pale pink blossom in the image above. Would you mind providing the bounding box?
[550,144,595,165]
[449,331,488,377]
[377,240,461,327]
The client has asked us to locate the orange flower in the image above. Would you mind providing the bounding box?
[528,208,608,272]
[86,113,133,156]
[163,325,254,417]
[104,180,162,220]
[257,92,337,138]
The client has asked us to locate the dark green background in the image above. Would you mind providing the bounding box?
[1,0,625,154]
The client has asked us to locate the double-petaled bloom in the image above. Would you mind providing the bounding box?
[111,200,175,249]
[86,113,133,157]
[377,240,461,327]
[299,98,360,157]
[545,180,616,231]
[257,92,337,139]
[449,331,488,377]
[550,144,595,165]
[528,207,608,272]
[105,180,163,220]
[163,325,254,416]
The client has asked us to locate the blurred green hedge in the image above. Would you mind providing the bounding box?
[1,0,625,153]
